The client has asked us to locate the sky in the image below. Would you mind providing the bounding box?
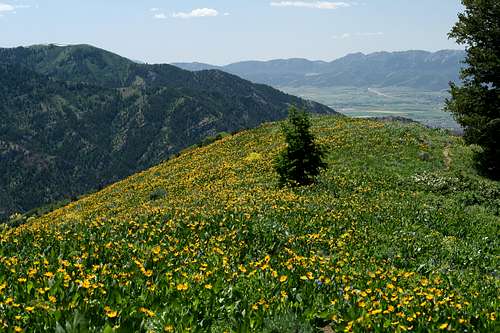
[0,0,464,65]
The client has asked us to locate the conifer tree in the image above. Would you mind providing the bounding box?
[275,106,327,186]
[445,0,500,179]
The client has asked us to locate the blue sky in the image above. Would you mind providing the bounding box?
[0,1,464,65]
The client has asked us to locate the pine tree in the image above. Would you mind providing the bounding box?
[445,0,500,179]
[275,107,327,186]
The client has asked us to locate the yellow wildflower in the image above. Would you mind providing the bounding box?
[176,283,189,291]
[439,323,448,330]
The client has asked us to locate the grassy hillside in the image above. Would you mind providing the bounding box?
[0,117,498,332]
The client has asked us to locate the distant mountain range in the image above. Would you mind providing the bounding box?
[173,50,466,90]
[0,44,335,219]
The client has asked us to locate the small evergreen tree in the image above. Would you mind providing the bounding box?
[275,107,327,186]
[445,0,500,179]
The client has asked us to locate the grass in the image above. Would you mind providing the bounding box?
[0,116,498,332]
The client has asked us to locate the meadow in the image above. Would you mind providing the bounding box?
[0,116,498,332]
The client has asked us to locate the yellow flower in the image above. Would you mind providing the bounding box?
[138,307,156,317]
[14,327,23,333]
[152,246,161,255]
[25,306,35,313]
[438,323,448,330]
[80,280,91,289]
[49,295,57,303]
[176,283,189,291]
[106,310,118,318]
[164,325,174,332]
[204,284,213,289]
[279,275,288,283]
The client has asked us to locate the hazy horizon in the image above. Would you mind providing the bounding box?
[2,42,466,67]
[0,0,464,65]
[169,48,466,66]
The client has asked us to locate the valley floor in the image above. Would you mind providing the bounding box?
[280,86,460,130]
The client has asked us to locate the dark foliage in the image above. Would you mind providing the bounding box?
[445,0,500,179]
[275,107,327,186]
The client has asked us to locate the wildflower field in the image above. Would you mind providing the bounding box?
[0,116,498,332]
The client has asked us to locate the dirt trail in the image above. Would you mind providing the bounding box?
[444,144,452,170]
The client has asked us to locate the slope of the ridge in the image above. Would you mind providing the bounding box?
[0,44,135,87]
[0,117,497,331]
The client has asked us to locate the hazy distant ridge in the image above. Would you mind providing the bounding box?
[173,50,465,90]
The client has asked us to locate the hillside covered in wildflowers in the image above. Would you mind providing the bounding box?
[0,116,498,332]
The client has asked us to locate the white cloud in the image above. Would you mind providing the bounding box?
[154,13,167,19]
[0,3,15,12]
[150,8,160,12]
[356,32,384,37]
[0,2,32,15]
[270,1,351,9]
[333,31,383,39]
[172,8,219,19]
[332,33,351,39]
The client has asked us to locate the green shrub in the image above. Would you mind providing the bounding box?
[275,107,327,186]
[198,132,231,148]
[149,188,167,201]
